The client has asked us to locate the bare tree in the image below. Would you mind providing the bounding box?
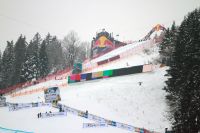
[80,41,91,60]
[62,31,81,67]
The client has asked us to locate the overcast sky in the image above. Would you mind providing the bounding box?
[0,0,199,51]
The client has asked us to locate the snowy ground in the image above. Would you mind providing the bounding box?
[1,67,170,133]
[60,67,170,132]
[0,105,134,133]
[0,41,171,133]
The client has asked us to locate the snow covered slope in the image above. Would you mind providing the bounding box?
[1,67,170,133]
[0,41,171,133]
[60,67,170,132]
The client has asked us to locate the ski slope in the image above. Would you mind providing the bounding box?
[90,45,159,73]
[82,39,158,74]
[90,40,150,63]
[0,41,171,133]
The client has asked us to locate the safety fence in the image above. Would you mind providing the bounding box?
[11,83,67,98]
[68,64,153,84]
[2,101,160,133]
[0,126,33,133]
[0,67,71,95]
[57,103,159,133]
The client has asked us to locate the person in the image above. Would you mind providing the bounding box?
[138,82,143,86]
[39,112,42,118]
[85,110,88,118]
[37,113,39,118]
[59,106,62,112]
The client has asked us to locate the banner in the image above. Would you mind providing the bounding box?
[8,102,52,111]
[38,102,52,107]
[116,123,135,131]
[62,105,79,115]
[40,112,67,118]
[9,103,32,111]
[44,87,61,103]
[83,123,108,128]
[87,114,106,123]
[68,65,150,84]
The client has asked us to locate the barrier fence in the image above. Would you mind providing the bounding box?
[3,101,160,132]
[57,103,159,133]
[0,67,71,95]
[11,83,68,97]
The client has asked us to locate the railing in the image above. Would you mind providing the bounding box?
[0,67,71,95]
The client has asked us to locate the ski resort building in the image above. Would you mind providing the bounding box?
[90,29,127,59]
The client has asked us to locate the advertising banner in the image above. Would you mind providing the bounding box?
[9,103,32,111]
[44,87,61,104]
[80,74,87,81]
[116,123,135,131]
[142,64,153,72]
[68,64,151,84]
[103,70,113,77]
[83,123,108,128]
[38,102,52,107]
[92,71,103,78]
[40,112,67,118]
[88,114,106,123]
[8,102,51,111]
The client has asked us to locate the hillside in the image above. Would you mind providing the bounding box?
[0,40,171,133]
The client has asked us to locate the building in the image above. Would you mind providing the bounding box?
[90,29,127,59]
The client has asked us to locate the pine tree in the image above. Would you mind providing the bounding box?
[1,41,15,88]
[0,51,2,72]
[178,9,200,132]
[30,33,41,79]
[165,8,200,133]
[39,40,49,78]
[12,35,27,84]
[45,33,66,72]
[159,21,178,66]
[20,33,41,82]
[0,51,2,89]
